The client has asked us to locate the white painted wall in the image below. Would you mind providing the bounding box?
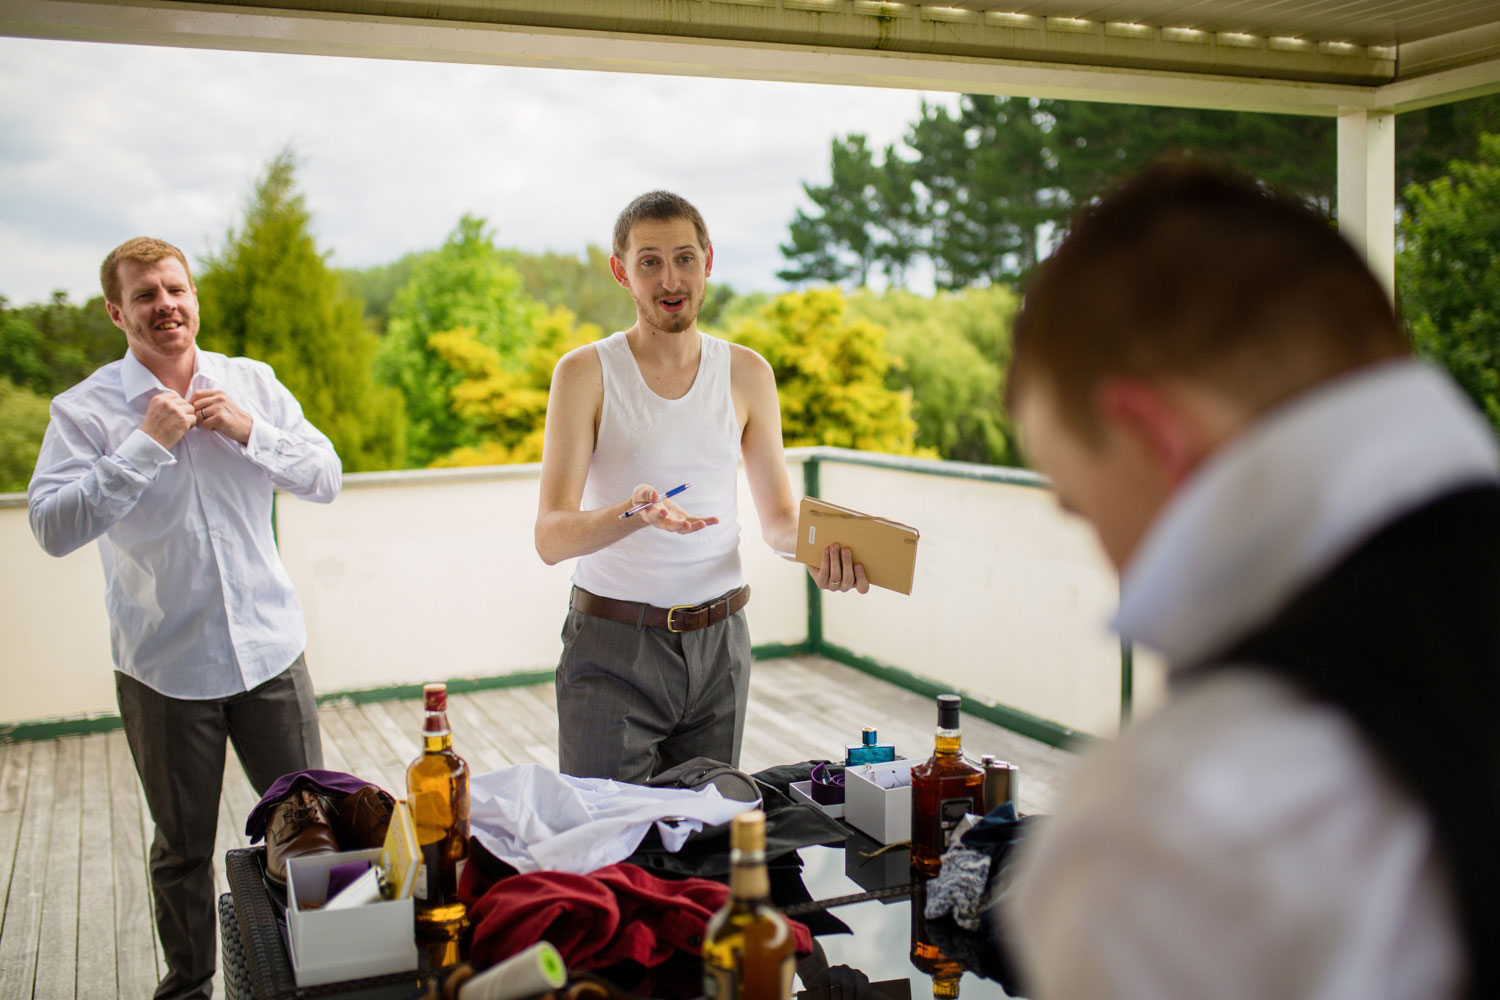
[0,455,1159,735]
[816,463,1164,738]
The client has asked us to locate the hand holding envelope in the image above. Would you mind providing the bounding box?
[793,497,921,595]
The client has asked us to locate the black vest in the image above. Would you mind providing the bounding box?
[1179,485,1500,998]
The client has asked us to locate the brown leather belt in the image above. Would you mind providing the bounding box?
[571,585,750,633]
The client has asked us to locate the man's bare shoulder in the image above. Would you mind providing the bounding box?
[554,341,603,382]
[727,341,775,389]
[552,341,603,392]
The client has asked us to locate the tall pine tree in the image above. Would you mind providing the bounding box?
[196,150,406,471]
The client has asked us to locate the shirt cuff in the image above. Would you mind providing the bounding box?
[246,414,278,463]
[115,428,177,478]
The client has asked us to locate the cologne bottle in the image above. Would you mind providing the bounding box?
[909,694,984,876]
[703,810,796,1000]
[845,726,897,766]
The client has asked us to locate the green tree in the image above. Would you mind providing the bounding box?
[1398,133,1500,433]
[502,245,637,335]
[429,307,603,467]
[783,93,1500,290]
[846,286,1020,465]
[1047,101,1334,213]
[375,215,543,467]
[0,292,123,396]
[723,288,922,455]
[779,135,888,286]
[0,378,52,492]
[910,96,1065,287]
[196,149,406,472]
[339,250,425,336]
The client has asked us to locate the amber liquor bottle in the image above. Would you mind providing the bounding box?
[910,694,984,876]
[703,810,796,1000]
[909,879,964,999]
[407,682,470,965]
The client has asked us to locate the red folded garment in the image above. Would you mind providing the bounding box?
[464,862,813,971]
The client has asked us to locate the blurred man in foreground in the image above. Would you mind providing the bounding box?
[1003,164,1498,998]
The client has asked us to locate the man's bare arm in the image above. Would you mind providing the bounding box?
[733,345,868,593]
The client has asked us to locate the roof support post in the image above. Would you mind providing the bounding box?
[1337,108,1397,299]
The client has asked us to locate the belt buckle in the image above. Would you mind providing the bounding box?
[666,603,695,633]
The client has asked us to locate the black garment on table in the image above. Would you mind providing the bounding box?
[626,760,851,937]
[1179,484,1500,1000]
[625,761,848,878]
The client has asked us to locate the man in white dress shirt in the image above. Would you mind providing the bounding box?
[1002,164,1497,998]
[28,237,341,1000]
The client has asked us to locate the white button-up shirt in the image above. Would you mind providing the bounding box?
[28,348,341,700]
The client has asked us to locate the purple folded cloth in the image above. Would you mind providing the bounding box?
[244,769,381,843]
[810,762,846,806]
[326,859,373,901]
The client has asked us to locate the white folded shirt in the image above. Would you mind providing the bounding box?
[468,763,759,875]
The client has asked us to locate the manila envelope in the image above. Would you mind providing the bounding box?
[795,496,920,595]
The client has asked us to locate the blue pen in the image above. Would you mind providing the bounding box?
[619,482,691,519]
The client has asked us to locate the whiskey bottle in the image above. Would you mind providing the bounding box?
[910,694,984,876]
[909,879,964,999]
[407,682,470,966]
[703,810,796,1000]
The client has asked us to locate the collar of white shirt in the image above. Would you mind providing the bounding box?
[1116,359,1500,669]
[119,347,225,401]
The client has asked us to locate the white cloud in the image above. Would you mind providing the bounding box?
[0,36,957,304]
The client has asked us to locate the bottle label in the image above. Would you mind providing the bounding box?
[413,862,428,902]
[703,964,737,999]
[939,796,977,848]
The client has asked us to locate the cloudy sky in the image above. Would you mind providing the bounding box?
[0,36,958,307]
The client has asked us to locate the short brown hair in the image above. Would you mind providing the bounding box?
[100,237,194,305]
[612,191,710,259]
[1008,162,1408,442]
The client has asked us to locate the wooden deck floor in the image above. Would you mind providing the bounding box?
[0,655,1076,999]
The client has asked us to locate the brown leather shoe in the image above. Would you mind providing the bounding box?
[329,784,395,850]
[264,789,339,886]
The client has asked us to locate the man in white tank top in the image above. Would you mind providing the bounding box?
[536,191,867,782]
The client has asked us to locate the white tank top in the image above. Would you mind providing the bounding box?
[572,331,744,607]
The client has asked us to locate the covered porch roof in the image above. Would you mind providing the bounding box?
[4,0,1497,114]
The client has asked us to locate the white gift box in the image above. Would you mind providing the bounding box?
[789,779,845,819]
[843,758,919,844]
[286,848,418,987]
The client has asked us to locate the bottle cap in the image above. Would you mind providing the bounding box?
[730,809,767,852]
[937,694,961,729]
[862,726,878,746]
[423,683,447,712]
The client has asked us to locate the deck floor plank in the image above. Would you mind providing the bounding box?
[75,735,117,999]
[9,656,1078,998]
[33,736,83,1000]
[318,707,386,794]
[356,701,422,793]
[0,738,55,1000]
[336,705,412,797]
[108,729,160,999]
[0,741,34,935]
[441,694,517,775]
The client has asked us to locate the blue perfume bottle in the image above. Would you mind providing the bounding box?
[845,726,897,766]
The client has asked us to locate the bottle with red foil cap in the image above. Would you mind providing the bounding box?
[407,682,470,966]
